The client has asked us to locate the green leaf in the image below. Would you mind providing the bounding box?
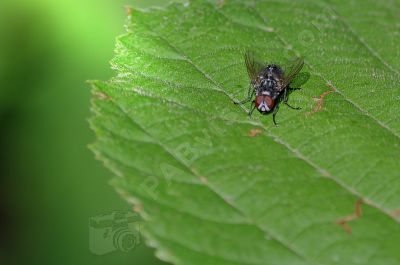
[89,0,400,264]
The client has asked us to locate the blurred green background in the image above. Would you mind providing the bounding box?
[0,0,184,264]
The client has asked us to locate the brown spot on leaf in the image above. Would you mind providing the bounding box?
[390,208,400,217]
[117,190,129,197]
[93,91,111,100]
[306,82,336,115]
[199,176,208,184]
[248,128,262,137]
[124,5,133,16]
[133,204,143,213]
[336,199,363,234]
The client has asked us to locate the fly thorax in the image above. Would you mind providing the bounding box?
[261,91,270,96]
[261,77,277,90]
[256,87,277,99]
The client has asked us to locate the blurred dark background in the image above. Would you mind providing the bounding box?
[0,0,184,264]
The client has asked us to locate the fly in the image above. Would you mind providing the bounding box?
[234,51,304,125]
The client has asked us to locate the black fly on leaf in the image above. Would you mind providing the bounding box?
[234,51,304,125]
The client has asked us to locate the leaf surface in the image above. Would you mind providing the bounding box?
[90,1,400,264]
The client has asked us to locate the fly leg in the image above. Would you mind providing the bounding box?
[283,88,301,110]
[272,103,280,126]
[234,85,254,105]
[285,101,301,110]
[234,97,252,105]
[248,102,256,117]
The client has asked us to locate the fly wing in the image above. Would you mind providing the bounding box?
[282,57,304,89]
[244,50,265,83]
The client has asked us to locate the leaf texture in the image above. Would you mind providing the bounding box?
[89,1,400,264]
